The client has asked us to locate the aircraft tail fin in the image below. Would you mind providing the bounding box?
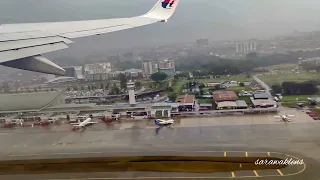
[142,0,180,21]
[154,120,161,126]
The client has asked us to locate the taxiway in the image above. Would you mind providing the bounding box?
[0,110,319,179]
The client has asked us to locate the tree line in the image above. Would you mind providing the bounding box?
[272,81,319,95]
[175,51,306,75]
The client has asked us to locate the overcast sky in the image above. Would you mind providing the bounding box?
[1,0,320,62]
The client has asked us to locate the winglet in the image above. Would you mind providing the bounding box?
[141,0,180,21]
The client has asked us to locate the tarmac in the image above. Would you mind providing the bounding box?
[0,109,319,179]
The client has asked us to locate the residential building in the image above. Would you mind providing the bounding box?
[142,59,175,76]
[112,69,143,78]
[236,42,257,53]
[142,61,159,76]
[158,59,175,76]
[84,63,112,81]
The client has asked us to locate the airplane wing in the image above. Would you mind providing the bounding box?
[0,0,179,75]
[70,123,80,125]
[287,115,295,117]
[87,121,98,124]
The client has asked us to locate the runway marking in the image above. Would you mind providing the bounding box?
[245,152,248,157]
[9,154,40,157]
[231,172,235,178]
[277,169,284,176]
[253,170,259,177]
[7,150,305,180]
[52,152,103,155]
[224,151,227,157]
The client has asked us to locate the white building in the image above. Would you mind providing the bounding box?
[142,61,158,76]
[74,66,84,79]
[236,42,257,53]
[127,81,136,106]
[84,63,112,81]
[142,60,175,76]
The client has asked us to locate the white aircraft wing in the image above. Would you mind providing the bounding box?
[73,125,83,127]
[0,0,179,75]
[87,121,98,124]
[287,115,295,117]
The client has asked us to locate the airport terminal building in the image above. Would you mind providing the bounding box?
[0,91,177,119]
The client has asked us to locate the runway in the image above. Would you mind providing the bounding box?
[0,111,319,179]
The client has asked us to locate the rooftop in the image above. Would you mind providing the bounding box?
[251,99,277,107]
[253,92,272,99]
[236,100,248,107]
[176,94,195,104]
[212,91,238,102]
[217,101,237,108]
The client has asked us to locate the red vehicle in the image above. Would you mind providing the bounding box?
[101,117,113,123]
[199,107,209,111]
[33,120,50,126]
[309,114,317,117]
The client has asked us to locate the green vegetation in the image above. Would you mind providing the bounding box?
[265,63,298,71]
[172,79,187,93]
[197,75,252,83]
[281,102,299,108]
[226,86,252,92]
[150,72,168,82]
[238,96,253,105]
[197,99,213,104]
[259,72,320,86]
[280,95,319,102]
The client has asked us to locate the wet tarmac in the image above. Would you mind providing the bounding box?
[0,110,319,179]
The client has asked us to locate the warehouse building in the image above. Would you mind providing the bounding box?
[212,91,239,102]
[176,94,196,111]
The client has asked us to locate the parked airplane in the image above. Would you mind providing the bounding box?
[274,114,295,122]
[154,119,175,126]
[0,0,180,75]
[71,118,98,131]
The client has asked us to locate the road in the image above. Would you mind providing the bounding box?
[253,74,271,91]
[0,113,319,179]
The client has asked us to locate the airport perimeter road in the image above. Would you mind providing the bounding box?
[253,74,271,91]
[0,115,319,179]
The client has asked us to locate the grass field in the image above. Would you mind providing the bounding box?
[197,75,252,83]
[172,75,252,95]
[197,99,213,104]
[259,72,320,86]
[226,86,252,92]
[280,95,320,102]
[238,96,253,105]
[265,63,298,71]
[172,79,188,94]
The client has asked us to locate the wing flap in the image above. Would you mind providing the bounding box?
[0,42,68,63]
[0,55,65,75]
[0,36,72,52]
[0,31,59,41]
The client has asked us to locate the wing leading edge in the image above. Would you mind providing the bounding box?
[0,0,179,75]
